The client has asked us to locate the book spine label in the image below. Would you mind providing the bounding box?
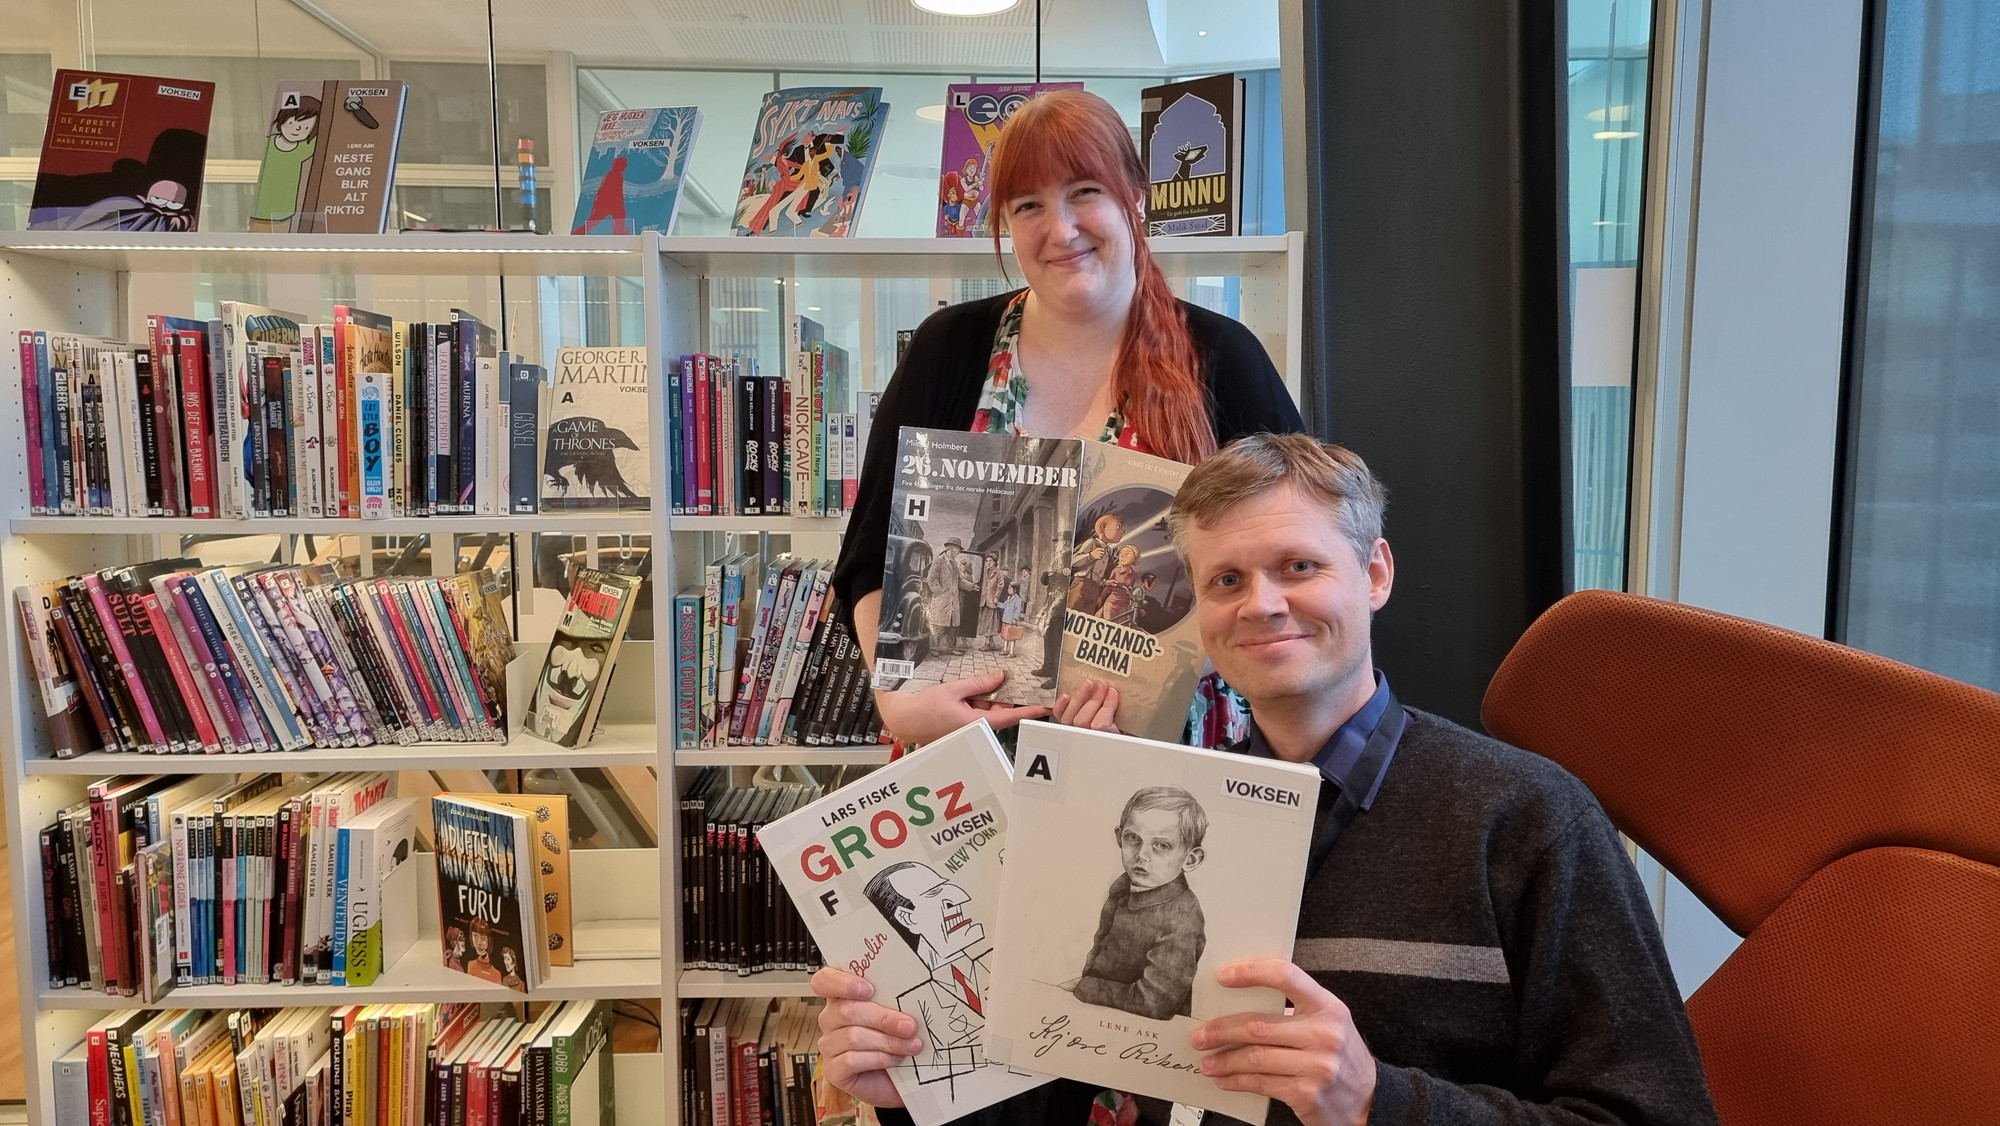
[83,575,167,751]
[739,369,761,516]
[811,345,827,517]
[359,373,388,518]
[789,348,812,516]
[694,354,714,514]
[510,366,540,514]
[674,593,700,748]
[456,320,478,512]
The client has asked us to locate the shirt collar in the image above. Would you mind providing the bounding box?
[1243,670,1399,811]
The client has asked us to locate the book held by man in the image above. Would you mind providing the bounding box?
[986,720,1321,1122]
[758,720,1052,1126]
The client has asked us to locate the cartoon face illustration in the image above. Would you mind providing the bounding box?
[531,639,605,739]
[142,180,188,213]
[864,861,984,969]
[279,113,317,143]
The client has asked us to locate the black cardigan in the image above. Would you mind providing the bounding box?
[831,290,1304,640]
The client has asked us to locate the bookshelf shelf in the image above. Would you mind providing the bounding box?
[658,234,1295,280]
[22,723,661,774]
[676,969,816,998]
[37,950,662,1011]
[9,513,654,536]
[672,747,893,766]
[667,515,849,534]
[0,231,645,277]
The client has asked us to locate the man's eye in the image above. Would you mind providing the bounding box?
[1288,560,1315,574]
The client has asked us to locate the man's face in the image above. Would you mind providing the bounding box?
[1183,483,1393,710]
[888,864,982,962]
[1118,806,1200,891]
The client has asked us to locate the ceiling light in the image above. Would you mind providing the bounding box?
[714,306,769,313]
[916,104,947,122]
[912,0,1021,14]
[807,306,822,312]
[1586,104,1632,123]
[1593,130,1639,140]
[1198,29,1208,36]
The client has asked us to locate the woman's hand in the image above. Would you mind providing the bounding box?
[813,967,922,1108]
[873,669,1050,745]
[1052,679,1122,733]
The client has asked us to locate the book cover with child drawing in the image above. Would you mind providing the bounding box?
[757,720,1052,1126]
[987,720,1320,1122]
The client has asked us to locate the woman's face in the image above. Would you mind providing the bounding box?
[1004,178,1140,318]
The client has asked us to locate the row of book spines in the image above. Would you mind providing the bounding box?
[17,316,540,521]
[41,772,402,996]
[665,353,870,519]
[679,997,821,1126]
[19,325,219,518]
[21,566,506,761]
[674,559,889,750]
[248,319,522,521]
[57,1007,305,1126]
[678,776,823,977]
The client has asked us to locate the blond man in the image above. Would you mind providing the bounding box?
[816,434,1719,1126]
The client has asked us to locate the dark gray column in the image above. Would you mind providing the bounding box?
[1301,0,1576,728]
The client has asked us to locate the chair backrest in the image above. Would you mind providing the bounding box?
[1481,590,2000,1125]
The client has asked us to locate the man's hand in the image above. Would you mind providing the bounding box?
[1193,959,1377,1126]
[873,669,1049,745]
[1052,679,1122,733]
[812,966,925,1108]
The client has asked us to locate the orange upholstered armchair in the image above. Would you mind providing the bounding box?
[1480,590,2000,1126]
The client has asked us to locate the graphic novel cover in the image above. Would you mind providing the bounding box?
[527,567,644,747]
[871,428,1079,709]
[432,794,541,993]
[438,568,517,736]
[543,346,649,511]
[572,106,704,235]
[466,793,572,967]
[731,87,889,238]
[987,721,1321,1122]
[934,83,1080,239]
[250,80,409,234]
[1138,73,1244,237]
[29,69,217,231]
[758,720,1052,1126]
[1056,442,1203,743]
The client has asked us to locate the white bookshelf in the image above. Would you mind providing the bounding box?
[0,229,1302,1126]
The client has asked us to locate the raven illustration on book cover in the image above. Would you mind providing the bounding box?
[542,416,641,501]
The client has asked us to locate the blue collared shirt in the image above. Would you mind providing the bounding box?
[1243,670,1401,811]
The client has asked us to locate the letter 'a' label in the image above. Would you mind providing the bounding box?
[1020,749,1058,786]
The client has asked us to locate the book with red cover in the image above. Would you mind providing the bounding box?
[29,70,217,231]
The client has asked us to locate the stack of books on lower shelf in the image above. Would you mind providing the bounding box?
[678,998,826,1126]
[15,563,514,758]
[48,999,617,1126]
[674,553,887,749]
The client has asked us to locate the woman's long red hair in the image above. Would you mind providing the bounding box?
[988,89,1215,466]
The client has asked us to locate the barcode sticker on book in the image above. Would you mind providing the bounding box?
[872,658,914,686]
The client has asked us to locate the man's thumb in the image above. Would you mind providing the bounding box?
[956,668,1005,695]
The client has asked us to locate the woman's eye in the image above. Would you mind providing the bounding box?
[1214,573,1238,589]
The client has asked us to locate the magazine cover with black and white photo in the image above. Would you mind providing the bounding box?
[1057,442,1203,743]
[757,719,1052,1126]
[871,428,1080,708]
[987,720,1321,1123]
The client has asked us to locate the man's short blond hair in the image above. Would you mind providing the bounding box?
[1167,433,1388,564]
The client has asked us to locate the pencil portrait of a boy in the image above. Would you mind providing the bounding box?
[1069,786,1209,1021]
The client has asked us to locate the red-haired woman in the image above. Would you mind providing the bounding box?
[830,88,1303,749]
